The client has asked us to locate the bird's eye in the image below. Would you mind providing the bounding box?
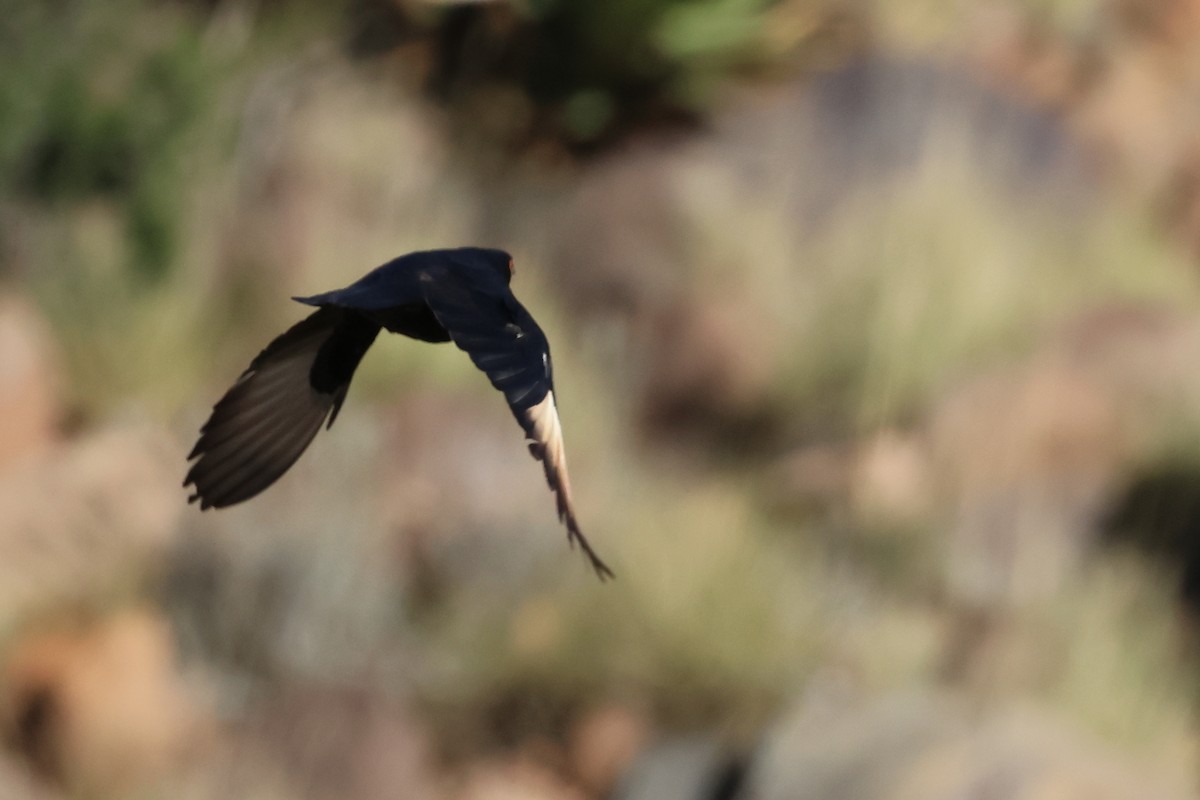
[508,258,515,276]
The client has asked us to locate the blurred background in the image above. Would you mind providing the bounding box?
[6,0,1200,798]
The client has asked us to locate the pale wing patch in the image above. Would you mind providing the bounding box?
[524,391,574,511]
[523,392,613,580]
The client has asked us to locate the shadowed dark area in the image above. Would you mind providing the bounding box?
[1102,464,1200,611]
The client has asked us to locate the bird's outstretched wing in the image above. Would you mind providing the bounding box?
[184,307,379,509]
[419,270,613,579]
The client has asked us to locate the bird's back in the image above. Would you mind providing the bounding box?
[295,248,511,311]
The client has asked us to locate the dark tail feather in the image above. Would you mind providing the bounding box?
[184,307,379,509]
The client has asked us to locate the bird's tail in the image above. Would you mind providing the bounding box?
[184,307,379,509]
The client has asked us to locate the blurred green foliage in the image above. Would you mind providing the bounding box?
[418,0,822,143]
[0,0,254,418]
[526,0,784,109]
[0,0,224,284]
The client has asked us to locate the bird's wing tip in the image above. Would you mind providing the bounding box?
[522,394,614,582]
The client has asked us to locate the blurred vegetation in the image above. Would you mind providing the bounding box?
[0,0,229,283]
[517,0,804,136]
[0,0,246,419]
[5,0,1200,798]
[367,0,845,144]
[771,181,1196,431]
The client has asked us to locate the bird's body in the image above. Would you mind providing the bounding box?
[185,247,612,579]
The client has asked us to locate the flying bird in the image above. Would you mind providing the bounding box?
[184,247,612,580]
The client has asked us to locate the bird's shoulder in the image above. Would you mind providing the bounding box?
[294,250,481,310]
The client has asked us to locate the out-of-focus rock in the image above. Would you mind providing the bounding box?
[638,294,777,435]
[455,757,584,800]
[568,705,652,798]
[1053,304,1200,422]
[0,609,204,794]
[747,692,1194,800]
[852,431,932,524]
[0,296,61,473]
[928,305,1200,609]
[930,357,1129,606]
[171,409,415,683]
[0,762,55,800]
[537,53,1095,443]
[550,147,683,321]
[0,425,182,628]
[769,441,857,519]
[972,0,1200,254]
[1077,48,1185,193]
[613,737,743,800]
[548,149,779,437]
[889,705,1194,800]
[749,692,963,800]
[940,358,1121,500]
[0,753,56,800]
[378,391,566,585]
[223,64,472,300]
[770,430,932,525]
[969,3,1082,108]
[236,685,437,800]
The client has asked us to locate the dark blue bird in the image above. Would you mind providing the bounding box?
[184,247,612,579]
